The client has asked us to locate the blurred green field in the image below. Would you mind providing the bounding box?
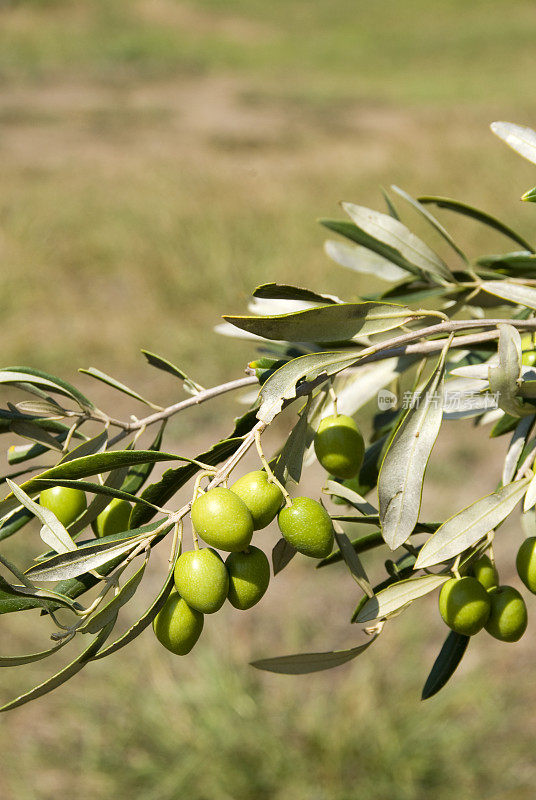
[1,1,536,798]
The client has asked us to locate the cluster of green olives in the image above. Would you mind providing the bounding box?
[152,469,339,656]
[438,541,536,643]
[39,485,132,537]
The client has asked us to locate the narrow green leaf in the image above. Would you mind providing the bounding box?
[252,283,338,305]
[0,618,116,712]
[25,525,159,582]
[224,302,427,344]
[272,397,313,485]
[342,203,452,282]
[257,349,363,424]
[317,530,385,568]
[421,631,470,700]
[79,561,147,634]
[488,324,526,417]
[92,559,176,660]
[320,218,422,278]
[326,480,377,515]
[271,537,296,576]
[0,638,69,667]
[6,478,76,555]
[141,351,204,395]
[333,530,373,596]
[503,416,533,486]
[0,450,197,519]
[0,507,33,542]
[121,423,165,495]
[378,351,447,549]
[250,638,376,675]
[491,121,536,166]
[59,430,108,464]
[324,239,408,282]
[355,574,448,623]
[0,367,94,411]
[390,185,468,263]
[33,478,161,511]
[10,421,63,451]
[418,196,534,252]
[522,187,536,203]
[415,478,530,569]
[481,280,536,310]
[79,368,161,409]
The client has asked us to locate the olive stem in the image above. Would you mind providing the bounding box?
[253,427,292,507]
[328,385,338,416]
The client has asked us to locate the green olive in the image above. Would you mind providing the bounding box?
[230,470,283,530]
[173,548,229,614]
[190,487,253,552]
[39,486,87,527]
[278,497,334,559]
[516,536,536,593]
[438,576,491,636]
[485,585,528,642]
[521,334,536,366]
[152,591,204,655]
[226,546,270,610]
[471,553,499,590]
[92,498,132,538]
[314,414,364,480]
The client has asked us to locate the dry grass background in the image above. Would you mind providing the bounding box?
[1,1,536,798]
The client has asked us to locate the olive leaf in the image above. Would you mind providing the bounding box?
[341,203,453,283]
[415,478,530,569]
[33,478,161,511]
[5,478,76,555]
[0,617,117,712]
[333,529,373,597]
[418,196,534,252]
[257,349,363,424]
[481,281,536,310]
[78,560,147,634]
[421,631,470,700]
[224,302,428,344]
[316,530,385,568]
[272,396,313,485]
[10,421,64,451]
[252,283,339,305]
[354,574,448,623]
[92,554,178,660]
[390,185,468,264]
[25,523,162,581]
[324,239,408,282]
[0,367,94,411]
[378,349,447,550]
[272,537,297,576]
[141,351,204,395]
[326,480,377,515]
[0,449,200,520]
[121,423,166,495]
[321,219,422,279]
[523,470,536,512]
[79,367,161,410]
[502,415,534,486]
[250,638,376,675]
[488,324,527,417]
[0,638,70,667]
[491,121,536,166]
[59,429,108,464]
